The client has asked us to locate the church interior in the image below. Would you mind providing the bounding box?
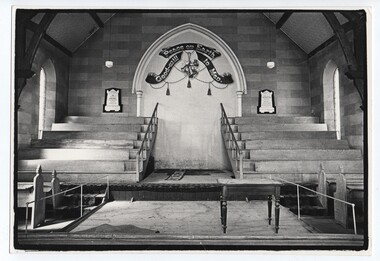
[13,9,368,250]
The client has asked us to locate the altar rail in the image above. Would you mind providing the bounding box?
[136,102,159,182]
[271,176,358,235]
[220,103,243,179]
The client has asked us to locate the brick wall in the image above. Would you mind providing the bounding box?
[309,31,364,151]
[18,39,70,148]
[69,12,311,116]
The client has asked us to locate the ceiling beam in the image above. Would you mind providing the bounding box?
[16,12,56,102]
[276,12,293,29]
[88,12,104,28]
[26,21,72,57]
[323,12,365,109]
[308,21,354,58]
[24,13,56,69]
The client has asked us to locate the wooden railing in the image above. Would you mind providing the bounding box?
[135,102,159,182]
[220,103,243,179]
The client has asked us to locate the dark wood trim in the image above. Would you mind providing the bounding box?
[25,13,56,67]
[323,12,357,67]
[308,35,337,58]
[276,12,293,29]
[88,12,104,28]
[323,12,365,107]
[308,21,354,58]
[26,21,72,57]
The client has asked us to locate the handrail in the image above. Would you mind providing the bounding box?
[24,175,110,235]
[136,102,159,181]
[270,176,357,235]
[220,103,243,179]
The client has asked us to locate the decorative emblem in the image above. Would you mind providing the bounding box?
[145,43,233,95]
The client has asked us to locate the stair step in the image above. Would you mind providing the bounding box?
[243,160,364,174]
[42,131,138,140]
[240,131,337,140]
[64,116,147,125]
[31,139,135,149]
[237,123,328,132]
[19,148,137,160]
[18,159,137,172]
[245,139,350,150]
[232,116,320,124]
[242,173,364,184]
[248,149,362,161]
[51,123,145,132]
[18,170,137,183]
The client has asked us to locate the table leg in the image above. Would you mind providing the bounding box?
[275,196,280,233]
[267,195,272,225]
[220,193,223,224]
[221,200,227,233]
[221,185,228,233]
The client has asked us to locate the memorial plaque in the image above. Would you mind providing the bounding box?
[103,88,122,113]
[257,89,276,114]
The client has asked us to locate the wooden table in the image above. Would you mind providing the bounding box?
[217,178,283,234]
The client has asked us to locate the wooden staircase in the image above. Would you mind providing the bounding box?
[223,115,364,184]
[18,115,154,184]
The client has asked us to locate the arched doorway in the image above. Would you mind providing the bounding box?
[132,23,247,169]
[323,60,341,139]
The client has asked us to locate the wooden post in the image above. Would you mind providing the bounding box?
[334,166,348,228]
[31,165,45,228]
[267,195,272,225]
[51,170,62,209]
[274,186,281,233]
[317,162,328,208]
[221,185,228,233]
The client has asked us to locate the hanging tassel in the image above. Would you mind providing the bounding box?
[166,84,170,96]
[207,84,212,96]
[187,79,191,88]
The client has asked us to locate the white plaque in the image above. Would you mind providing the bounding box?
[103,88,122,112]
[258,89,276,114]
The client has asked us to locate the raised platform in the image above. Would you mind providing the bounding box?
[16,200,364,249]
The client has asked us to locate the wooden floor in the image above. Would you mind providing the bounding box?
[71,200,313,236]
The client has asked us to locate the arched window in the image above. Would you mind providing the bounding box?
[38,67,46,139]
[323,60,341,140]
[333,68,341,140]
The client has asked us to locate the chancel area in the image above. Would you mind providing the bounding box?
[14,10,368,250]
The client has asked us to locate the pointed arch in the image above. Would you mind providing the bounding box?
[132,23,247,116]
[133,23,246,94]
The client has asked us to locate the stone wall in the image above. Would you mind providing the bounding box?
[309,31,364,151]
[17,39,70,148]
[68,12,311,117]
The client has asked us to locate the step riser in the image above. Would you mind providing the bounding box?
[241,131,337,140]
[111,190,220,201]
[31,139,135,149]
[243,173,364,184]
[238,124,328,132]
[242,161,363,174]
[18,172,136,184]
[42,131,138,140]
[248,150,362,161]
[64,116,147,125]
[52,124,144,132]
[19,149,132,160]
[232,116,320,124]
[18,160,137,172]
[245,140,349,150]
